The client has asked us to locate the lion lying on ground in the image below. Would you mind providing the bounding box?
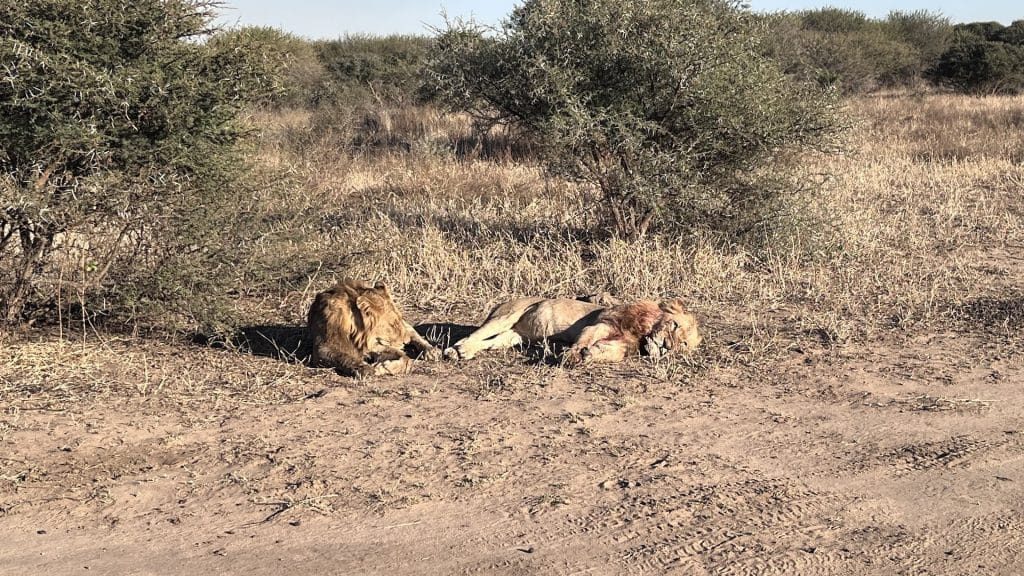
[443,295,701,364]
[307,280,439,377]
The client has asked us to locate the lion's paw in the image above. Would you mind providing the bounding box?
[641,336,665,359]
[420,347,442,362]
[375,356,412,376]
[562,347,588,368]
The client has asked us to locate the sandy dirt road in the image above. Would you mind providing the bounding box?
[1,322,1023,575]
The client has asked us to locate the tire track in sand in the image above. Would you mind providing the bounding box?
[531,475,852,575]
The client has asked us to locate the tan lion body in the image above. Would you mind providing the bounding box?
[446,296,701,364]
[307,280,438,377]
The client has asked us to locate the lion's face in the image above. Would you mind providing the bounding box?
[309,278,438,376]
[642,299,702,357]
[353,283,411,353]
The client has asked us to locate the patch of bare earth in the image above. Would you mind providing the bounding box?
[2,310,1023,575]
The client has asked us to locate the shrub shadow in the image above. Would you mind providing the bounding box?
[315,188,604,249]
[451,131,538,163]
[952,294,1024,332]
[233,325,309,363]
[380,207,602,247]
[522,342,571,367]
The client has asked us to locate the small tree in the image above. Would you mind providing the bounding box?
[428,0,840,238]
[211,26,325,108]
[316,34,432,106]
[929,29,1024,94]
[0,0,280,324]
[882,10,952,85]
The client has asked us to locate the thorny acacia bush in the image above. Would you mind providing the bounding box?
[0,0,281,328]
[316,34,432,107]
[212,26,327,109]
[427,0,842,239]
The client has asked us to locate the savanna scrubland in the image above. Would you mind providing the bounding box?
[2,1,1024,574]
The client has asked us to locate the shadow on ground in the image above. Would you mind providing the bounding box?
[414,323,476,351]
[233,325,308,362]
[952,294,1024,332]
[223,323,481,364]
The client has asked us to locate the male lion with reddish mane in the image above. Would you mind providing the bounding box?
[307,280,439,377]
[444,296,701,364]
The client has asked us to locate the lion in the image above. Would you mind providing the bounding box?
[307,279,440,377]
[563,299,702,365]
[443,295,701,364]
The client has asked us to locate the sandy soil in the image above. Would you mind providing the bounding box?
[2,310,1023,575]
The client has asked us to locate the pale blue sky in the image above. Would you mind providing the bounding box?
[216,1,1019,39]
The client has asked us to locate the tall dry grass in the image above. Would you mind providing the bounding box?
[2,92,1022,411]
[7,93,1019,355]
[236,94,1023,354]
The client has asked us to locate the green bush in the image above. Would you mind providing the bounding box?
[885,11,953,59]
[0,0,279,327]
[759,9,953,93]
[315,34,432,106]
[806,27,915,92]
[210,26,326,108]
[800,7,871,33]
[761,9,951,93]
[998,21,1024,46]
[428,0,841,238]
[957,22,1006,42]
[929,30,1024,94]
[882,11,953,84]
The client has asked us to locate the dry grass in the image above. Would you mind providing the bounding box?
[0,334,323,412]
[242,94,1024,340]
[3,93,1023,405]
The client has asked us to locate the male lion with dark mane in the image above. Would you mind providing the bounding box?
[444,296,701,364]
[307,280,439,377]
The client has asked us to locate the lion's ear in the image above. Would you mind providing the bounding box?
[660,299,687,314]
[373,282,392,298]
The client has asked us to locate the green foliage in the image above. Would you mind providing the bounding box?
[315,34,432,106]
[883,11,953,81]
[800,8,871,33]
[0,0,279,327]
[210,26,324,108]
[998,21,1024,46]
[957,21,1006,42]
[886,11,954,56]
[761,8,951,93]
[929,29,1024,94]
[810,26,915,92]
[428,0,841,238]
